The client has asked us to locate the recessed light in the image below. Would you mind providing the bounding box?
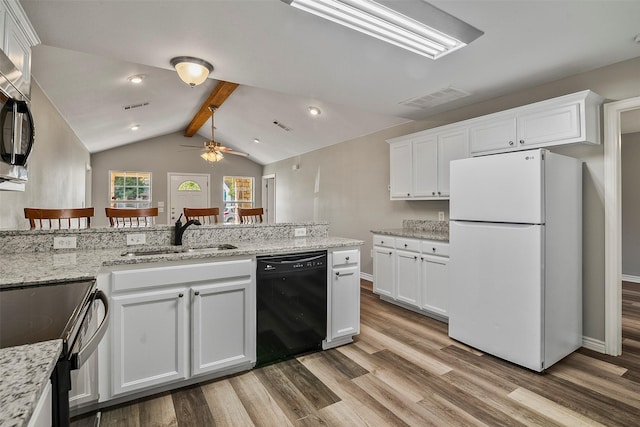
[308,106,321,116]
[253,138,260,144]
[130,124,140,131]
[127,74,146,84]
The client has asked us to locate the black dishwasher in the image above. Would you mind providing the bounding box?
[256,251,327,366]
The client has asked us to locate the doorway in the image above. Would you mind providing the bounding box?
[262,174,276,224]
[604,95,640,356]
[167,173,210,224]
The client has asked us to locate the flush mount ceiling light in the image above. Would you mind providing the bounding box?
[127,74,145,84]
[308,106,322,116]
[253,138,261,144]
[170,56,214,87]
[281,0,483,59]
[130,124,140,131]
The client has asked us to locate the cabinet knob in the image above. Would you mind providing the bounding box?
[432,247,436,252]
[437,191,441,196]
[519,139,525,144]
[178,293,184,298]
[388,251,393,255]
[194,291,200,296]
[345,256,350,261]
[407,193,411,196]
[335,272,340,276]
[414,256,418,260]
[404,244,408,248]
[509,140,514,146]
[432,191,436,196]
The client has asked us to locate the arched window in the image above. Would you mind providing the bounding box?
[178,180,201,191]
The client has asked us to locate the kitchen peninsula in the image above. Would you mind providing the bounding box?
[0,222,363,427]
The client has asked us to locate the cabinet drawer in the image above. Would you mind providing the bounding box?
[112,259,253,292]
[373,235,395,248]
[396,238,420,252]
[421,241,449,257]
[332,249,359,267]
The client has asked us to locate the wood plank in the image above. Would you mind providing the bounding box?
[277,358,341,410]
[228,371,294,427]
[299,351,411,427]
[171,384,216,427]
[99,402,141,427]
[184,80,239,136]
[201,379,255,426]
[508,387,608,427]
[138,393,178,427]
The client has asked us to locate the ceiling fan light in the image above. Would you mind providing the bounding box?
[171,56,214,87]
[201,150,224,163]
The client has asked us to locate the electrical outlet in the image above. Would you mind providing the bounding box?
[294,227,307,237]
[438,211,445,221]
[126,233,147,245]
[53,236,77,249]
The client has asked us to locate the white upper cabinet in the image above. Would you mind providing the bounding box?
[469,90,603,156]
[0,0,39,97]
[389,91,602,199]
[388,125,469,200]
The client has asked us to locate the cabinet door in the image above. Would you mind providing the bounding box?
[517,102,581,147]
[112,288,187,396]
[395,249,420,307]
[329,265,360,340]
[192,279,254,376]
[389,140,413,199]
[469,116,517,154]
[437,128,469,196]
[3,13,30,93]
[373,246,394,298]
[421,256,448,318]
[412,135,438,197]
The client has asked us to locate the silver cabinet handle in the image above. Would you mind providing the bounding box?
[336,271,355,277]
[509,141,514,146]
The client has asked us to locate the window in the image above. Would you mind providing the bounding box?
[110,171,152,207]
[178,180,201,191]
[223,176,254,223]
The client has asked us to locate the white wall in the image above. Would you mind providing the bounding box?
[0,81,90,229]
[264,56,640,342]
[90,132,264,227]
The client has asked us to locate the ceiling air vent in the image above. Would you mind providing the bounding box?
[400,87,470,110]
[273,120,293,132]
[123,102,150,111]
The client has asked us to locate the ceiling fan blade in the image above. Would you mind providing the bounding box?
[179,144,204,149]
[220,148,250,157]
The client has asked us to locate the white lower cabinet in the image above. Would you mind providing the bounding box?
[372,234,449,320]
[325,248,361,348]
[112,288,188,396]
[373,246,394,298]
[421,254,449,317]
[101,258,255,400]
[396,249,421,307]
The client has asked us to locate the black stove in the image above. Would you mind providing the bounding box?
[0,280,109,427]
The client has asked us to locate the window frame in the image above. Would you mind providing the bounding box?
[109,170,152,208]
[223,176,255,223]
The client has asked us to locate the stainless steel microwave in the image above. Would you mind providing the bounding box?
[0,49,34,184]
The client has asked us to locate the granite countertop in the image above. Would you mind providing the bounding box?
[0,236,364,289]
[0,340,62,427]
[0,235,363,426]
[371,228,449,242]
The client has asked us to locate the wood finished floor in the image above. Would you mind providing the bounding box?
[80,280,640,427]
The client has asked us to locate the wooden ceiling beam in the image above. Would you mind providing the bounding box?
[184,80,240,137]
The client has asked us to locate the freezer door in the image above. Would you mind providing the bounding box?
[448,220,544,371]
[450,149,544,224]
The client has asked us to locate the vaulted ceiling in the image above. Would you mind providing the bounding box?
[20,0,640,165]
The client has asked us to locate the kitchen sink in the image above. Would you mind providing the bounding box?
[121,244,237,257]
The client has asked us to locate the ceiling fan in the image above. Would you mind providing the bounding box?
[180,105,249,162]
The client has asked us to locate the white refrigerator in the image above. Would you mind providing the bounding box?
[448,148,582,372]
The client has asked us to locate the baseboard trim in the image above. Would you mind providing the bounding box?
[622,274,640,283]
[582,336,606,353]
[360,272,373,282]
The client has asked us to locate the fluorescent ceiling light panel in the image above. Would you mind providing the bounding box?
[282,0,483,59]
